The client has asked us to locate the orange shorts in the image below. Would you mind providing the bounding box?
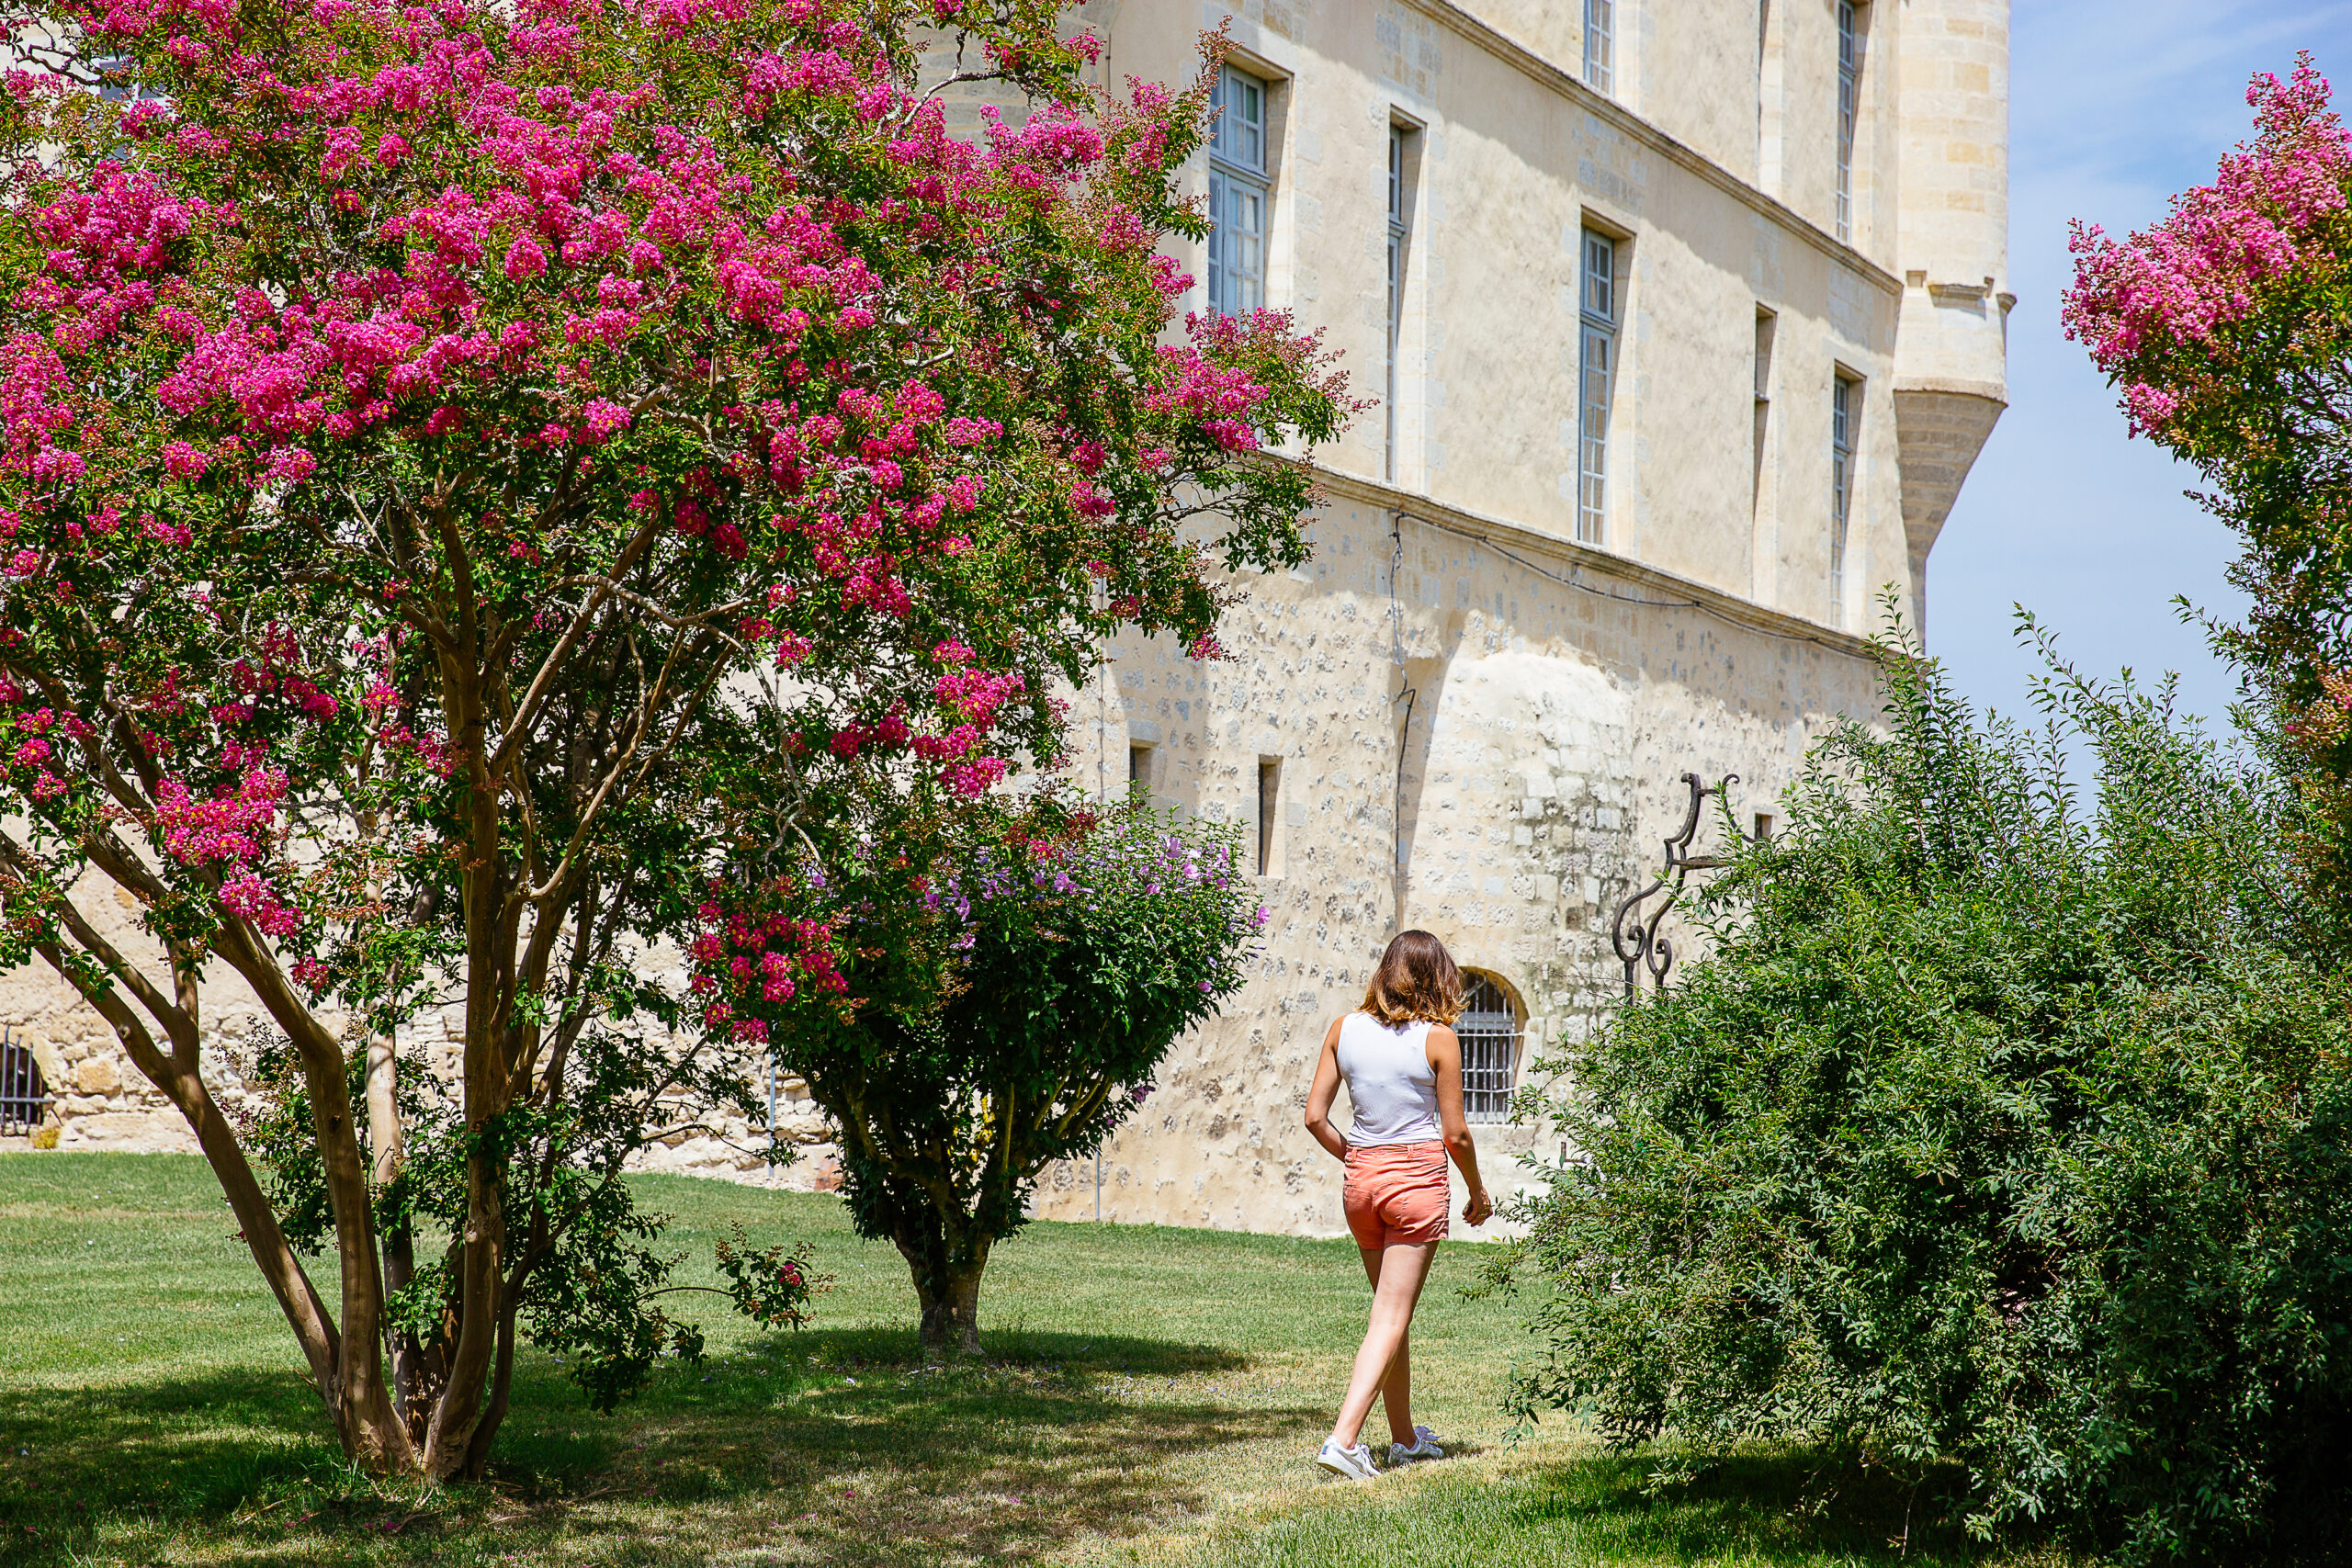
[1343,1139,1450,1248]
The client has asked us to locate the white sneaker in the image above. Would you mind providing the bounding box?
[1387,1425,1451,1465]
[1315,1437,1378,1482]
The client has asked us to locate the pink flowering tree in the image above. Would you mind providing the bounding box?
[2064,53,2352,926]
[0,0,1347,1477]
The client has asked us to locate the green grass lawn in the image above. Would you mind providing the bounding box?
[0,1154,2079,1566]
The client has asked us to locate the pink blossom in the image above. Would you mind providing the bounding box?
[504,233,548,281]
[2065,56,2352,390]
[219,870,301,937]
[265,446,317,484]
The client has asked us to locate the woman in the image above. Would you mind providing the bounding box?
[1303,930,1494,1481]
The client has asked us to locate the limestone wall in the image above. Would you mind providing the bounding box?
[1036,473,1883,1236]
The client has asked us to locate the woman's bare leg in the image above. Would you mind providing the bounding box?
[1358,1247,1415,1445]
[1330,1242,1437,1449]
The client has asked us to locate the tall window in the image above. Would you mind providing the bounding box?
[1207,65,1268,316]
[1831,374,1857,626]
[1752,308,1776,520]
[1385,125,1413,482]
[1577,228,1620,547]
[1458,974,1521,1123]
[1583,0,1614,96]
[1836,1,1861,243]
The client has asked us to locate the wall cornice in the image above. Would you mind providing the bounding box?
[1395,0,1906,300]
[1303,465,1884,661]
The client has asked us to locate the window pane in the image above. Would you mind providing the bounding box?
[1582,231,1615,320]
[1214,66,1266,173]
[1580,326,1611,544]
[1831,378,1856,626]
[1206,168,1227,311]
[1584,0,1614,96]
[1388,128,1404,225]
[1232,183,1262,311]
[1836,1,1860,242]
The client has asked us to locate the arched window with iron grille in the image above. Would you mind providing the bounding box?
[1456,973,1521,1123]
[1,1026,51,1138]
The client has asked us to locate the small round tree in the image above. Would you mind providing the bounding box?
[0,0,1346,1475]
[694,800,1263,1355]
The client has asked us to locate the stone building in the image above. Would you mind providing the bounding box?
[1025,0,2010,1235]
[4,0,2009,1242]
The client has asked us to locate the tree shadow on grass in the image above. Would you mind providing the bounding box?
[1,1325,1298,1568]
[1199,1443,2049,1568]
[1513,1446,2018,1564]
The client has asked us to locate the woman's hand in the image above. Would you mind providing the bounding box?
[1463,1186,1494,1227]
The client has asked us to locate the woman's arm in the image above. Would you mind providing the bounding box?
[1427,1025,1495,1226]
[1303,1017,1349,1162]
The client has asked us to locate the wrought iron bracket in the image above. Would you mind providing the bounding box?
[1609,772,1738,998]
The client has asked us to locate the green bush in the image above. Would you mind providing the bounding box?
[1497,634,2352,1562]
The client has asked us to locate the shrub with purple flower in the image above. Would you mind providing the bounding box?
[703,799,1261,1355]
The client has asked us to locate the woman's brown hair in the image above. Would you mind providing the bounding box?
[1360,930,1464,1025]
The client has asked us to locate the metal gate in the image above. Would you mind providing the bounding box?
[1,1026,51,1137]
[1457,974,1520,1123]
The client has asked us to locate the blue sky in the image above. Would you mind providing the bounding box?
[1928,0,2352,728]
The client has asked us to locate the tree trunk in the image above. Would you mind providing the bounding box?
[896,1220,989,1358]
[917,1263,986,1356]
[420,1140,508,1479]
[300,1046,410,1472]
[367,1032,424,1431]
[458,1299,521,1480]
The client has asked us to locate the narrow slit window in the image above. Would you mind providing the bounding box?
[1583,0,1614,96]
[1831,374,1858,628]
[1836,1,1862,243]
[1257,759,1281,875]
[1128,743,1152,789]
[1207,65,1270,317]
[1577,228,1620,547]
[1458,974,1521,1123]
[1753,811,1776,842]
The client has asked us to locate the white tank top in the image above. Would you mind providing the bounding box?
[1335,1012,1443,1146]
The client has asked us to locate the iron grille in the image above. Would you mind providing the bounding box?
[1,1026,51,1137]
[1457,974,1519,1123]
